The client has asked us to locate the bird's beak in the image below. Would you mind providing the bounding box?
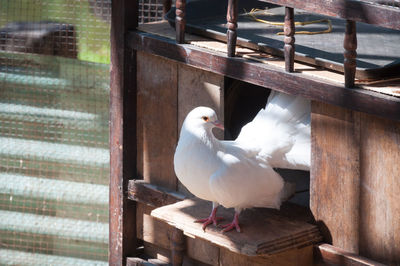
[212,120,224,130]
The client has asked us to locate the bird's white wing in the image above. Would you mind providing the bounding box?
[208,147,285,211]
[235,91,310,170]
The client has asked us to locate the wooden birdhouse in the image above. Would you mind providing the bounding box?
[110,1,400,265]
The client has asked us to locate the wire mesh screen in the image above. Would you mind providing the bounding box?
[0,0,111,264]
[139,0,165,23]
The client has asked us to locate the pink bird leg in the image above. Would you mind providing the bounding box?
[220,211,241,233]
[194,204,223,231]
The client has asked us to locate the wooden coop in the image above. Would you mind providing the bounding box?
[109,0,400,265]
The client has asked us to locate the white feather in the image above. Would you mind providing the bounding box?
[174,91,310,212]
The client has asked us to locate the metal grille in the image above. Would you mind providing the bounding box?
[0,0,110,264]
[139,0,165,23]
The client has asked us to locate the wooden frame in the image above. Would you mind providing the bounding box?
[109,1,138,265]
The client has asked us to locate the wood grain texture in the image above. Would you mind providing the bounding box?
[137,51,178,190]
[127,31,400,122]
[151,198,322,256]
[128,180,185,208]
[110,1,138,265]
[359,113,400,264]
[258,0,400,30]
[220,246,313,266]
[310,101,361,253]
[314,244,386,266]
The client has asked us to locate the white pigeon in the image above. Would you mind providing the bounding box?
[173,90,310,232]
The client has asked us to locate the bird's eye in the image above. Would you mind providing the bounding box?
[201,116,209,122]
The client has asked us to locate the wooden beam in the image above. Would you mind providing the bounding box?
[258,0,400,30]
[127,31,400,122]
[226,0,238,57]
[311,101,360,253]
[314,244,386,266]
[284,7,295,72]
[110,1,138,265]
[128,180,185,208]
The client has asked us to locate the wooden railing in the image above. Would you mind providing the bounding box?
[173,0,400,87]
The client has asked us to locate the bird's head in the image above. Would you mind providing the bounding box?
[184,106,224,132]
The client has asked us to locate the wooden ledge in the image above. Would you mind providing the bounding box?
[128,29,400,122]
[151,198,322,256]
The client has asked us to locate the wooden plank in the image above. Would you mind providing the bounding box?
[151,198,322,256]
[137,51,178,190]
[136,202,220,265]
[110,0,138,265]
[128,180,185,208]
[127,31,400,122]
[220,245,313,266]
[310,101,361,253]
[177,64,225,139]
[136,202,171,251]
[314,244,386,266]
[258,0,400,30]
[359,113,400,264]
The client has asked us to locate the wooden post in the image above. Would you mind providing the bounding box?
[227,0,238,57]
[170,228,185,266]
[110,1,138,265]
[175,0,186,44]
[284,7,295,72]
[344,20,357,88]
[163,0,172,15]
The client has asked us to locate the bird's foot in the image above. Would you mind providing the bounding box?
[220,212,241,233]
[194,206,223,231]
[195,216,224,231]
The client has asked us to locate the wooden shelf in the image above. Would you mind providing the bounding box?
[151,198,322,256]
[128,22,400,122]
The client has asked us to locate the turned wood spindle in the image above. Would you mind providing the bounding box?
[227,0,238,57]
[163,0,172,15]
[170,228,185,266]
[175,0,186,44]
[284,7,295,72]
[344,20,357,88]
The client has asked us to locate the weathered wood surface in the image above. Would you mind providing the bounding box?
[358,113,400,264]
[344,20,357,88]
[284,7,295,73]
[311,101,361,253]
[110,0,138,265]
[311,102,400,264]
[177,64,224,139]
[314,244,386,266]
[137,51,178,190]
[136,201,316,265]
[128,30,400,122]
[258,0,400,30]
[128,180,185,208]
[151,198,322,256]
